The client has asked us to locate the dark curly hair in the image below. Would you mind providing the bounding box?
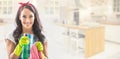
[13,3,45,44]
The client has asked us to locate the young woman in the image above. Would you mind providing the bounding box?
[5,2,48,59]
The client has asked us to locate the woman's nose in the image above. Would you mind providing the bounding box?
[26,18,30,23]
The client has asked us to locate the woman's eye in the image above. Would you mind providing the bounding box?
[29,15,33,18]
[22,15,26,18]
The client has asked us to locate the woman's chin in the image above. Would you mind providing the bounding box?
[24,26,32,29]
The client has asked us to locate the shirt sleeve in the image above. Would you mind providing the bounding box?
[5,32,16,44]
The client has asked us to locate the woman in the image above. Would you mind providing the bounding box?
[5,2,48,59]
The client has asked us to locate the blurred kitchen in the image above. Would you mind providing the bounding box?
[0,0,120,59]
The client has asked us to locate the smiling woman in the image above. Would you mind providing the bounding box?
[5,2,48,59]
[20,8,35,30]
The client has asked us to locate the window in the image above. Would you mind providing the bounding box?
[113,0,120,12]
[0,0,13,15]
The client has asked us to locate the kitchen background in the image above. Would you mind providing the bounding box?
[0,0,120,59]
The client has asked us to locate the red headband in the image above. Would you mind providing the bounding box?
[18,1,35,12]
[19,2,29,6]
[19,1,32,8]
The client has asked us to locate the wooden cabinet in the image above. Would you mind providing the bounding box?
[84,26,104,57]
[58,24,105,58]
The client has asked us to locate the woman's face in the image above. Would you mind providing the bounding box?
[19,8,35,29]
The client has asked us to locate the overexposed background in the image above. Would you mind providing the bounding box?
[0,0,120,59]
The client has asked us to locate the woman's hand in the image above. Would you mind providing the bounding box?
[13,35,29,57]
[19,36,29,46]
[35,41,43,51]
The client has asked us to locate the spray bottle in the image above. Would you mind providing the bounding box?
[21,33,30,59]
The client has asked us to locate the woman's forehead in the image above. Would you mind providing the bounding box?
[20,8,34,15]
